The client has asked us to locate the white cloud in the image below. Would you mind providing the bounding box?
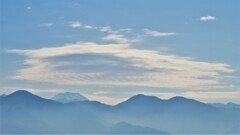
[69,21,81,28]
[100,26,112,32]
[144,29,176,37]
[102,34,139,43]
[200,16,216,21]
[68,22,121,34]
[7,42,234,89]
[67,22,136,43]
[100,26,119,33]
[83,25,95,29]
[102,34,129,43]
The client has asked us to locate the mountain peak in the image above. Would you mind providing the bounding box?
[9,90,34,97]
[131,94,163,101]
[168,96,198,103]
[52,92,88,103]
[131,94,160,99]
[116,94,162,107]
[132,94,148,98]
[169,96,188,101]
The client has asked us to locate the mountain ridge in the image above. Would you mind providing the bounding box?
[1,90,240,134]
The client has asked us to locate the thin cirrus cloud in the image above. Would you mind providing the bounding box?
[143,29,176,37]
[68,21,131,34]
[7,42,234,89]
[200,16,216,21]
[68,21,138,43]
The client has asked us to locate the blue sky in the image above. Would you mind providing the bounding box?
[1,0,240,104]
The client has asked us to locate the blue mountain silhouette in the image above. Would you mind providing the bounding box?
[0,90,168,134]
[1,90,240,134]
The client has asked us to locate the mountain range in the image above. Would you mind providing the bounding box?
[0,90,240,134]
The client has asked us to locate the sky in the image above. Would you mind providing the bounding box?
[0,0,240,105]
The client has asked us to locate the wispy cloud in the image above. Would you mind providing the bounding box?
[143,29,176,37]
[102,34,139,44]
[83,25,95,29]
[67,22,138,43]
[99,26,119,34]
[69,21,81,28]
[200,16,216,21]
[102,34,128,43]
[68,21,132,34]
[7,42,234,89]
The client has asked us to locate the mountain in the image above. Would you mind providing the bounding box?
[0,90,108,134]
[0,94,7,97]
[108,122,169,134]
[107,94,240,134]
[0,90,168,134]
[209,102,240,109]
[52,92,88,103]
[1,90,61,108]
[1,90,240,134]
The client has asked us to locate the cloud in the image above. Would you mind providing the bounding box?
[7,42,234,89]
[102,34,129,43]
[68,21,131,34]
[69,21,81,28]
[67,22,138,43]
[99,26,119,33]
[100,26,112,32]
[83,25,95,29]
[102,34,139,43]
[200,16,216,21]
[143,29,176,37]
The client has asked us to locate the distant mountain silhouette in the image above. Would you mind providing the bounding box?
[0,90,168,134]
[1,90,60,108]
[0,90,108,133]
[107,94,240,134]
[52,92,88,103]
[108,122,169,134]
[1,90,240,134]
[0,94,7,97]
[209,102,240,109]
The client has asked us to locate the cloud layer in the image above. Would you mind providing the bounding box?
[7,42,233,89]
